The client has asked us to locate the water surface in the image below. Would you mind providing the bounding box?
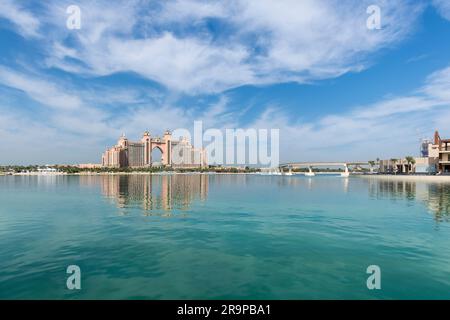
[0,174,450,299]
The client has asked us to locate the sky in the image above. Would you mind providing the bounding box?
[0,0,450,165]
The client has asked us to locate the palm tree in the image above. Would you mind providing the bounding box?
[368,160,376,174]
[405,156,416,174]
[390,158,398,174]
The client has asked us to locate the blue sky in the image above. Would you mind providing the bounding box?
[1,0,450,164]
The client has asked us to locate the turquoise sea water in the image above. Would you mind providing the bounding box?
[0,174,449,299]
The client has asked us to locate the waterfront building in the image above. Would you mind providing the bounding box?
[102,131,207,168]
[378,158,421,174]
[413,157,439,174]
[435,131,450,173]
[378,130,449,174]
[378,155,437,174]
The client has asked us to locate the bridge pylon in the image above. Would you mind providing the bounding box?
[305,166,315,177]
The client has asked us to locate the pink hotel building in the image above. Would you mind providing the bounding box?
[102,130,207,168]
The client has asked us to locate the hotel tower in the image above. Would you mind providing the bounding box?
[102,130,207,168]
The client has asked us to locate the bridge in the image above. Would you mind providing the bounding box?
[279,162,370,177]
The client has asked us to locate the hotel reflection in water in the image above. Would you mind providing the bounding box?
[93,175,208,213]
[77,174,449,221]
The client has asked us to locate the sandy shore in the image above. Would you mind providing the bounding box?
[357,174,450,182]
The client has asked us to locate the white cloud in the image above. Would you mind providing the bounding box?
[0,108,104,164]
[1,0,449,165]
[94,33,255,93]
[0,66,82,110]
[42,0,424,93]
[249,65,450,162]
[0,0,40,37]
[155,0,227,23]
[1,63,450,164]
[421,66,450,101]
[0,67,118,143]
[433,0,450,21]
[0,66,245,164]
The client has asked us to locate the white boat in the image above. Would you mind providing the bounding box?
[305,172,315,177]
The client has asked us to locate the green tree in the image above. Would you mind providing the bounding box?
[405,156,416,174]
[368,161,376,173]
[390,159,398,174]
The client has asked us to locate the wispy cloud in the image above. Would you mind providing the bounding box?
[0,0,449,165]
[0,0,40,37]
[0,66,83,110]
[433,0,450,21]
[40,0,424,93]
[250,66,450,162]
[1,63,449,164]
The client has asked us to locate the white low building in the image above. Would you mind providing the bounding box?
[37,167,58,173]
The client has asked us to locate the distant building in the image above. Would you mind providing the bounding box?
[37,167,58,173]
[412,157,439,174]
[435,131,450,174]
[420,139,432,157]
[378,130,449,174]
[102,131,207,168]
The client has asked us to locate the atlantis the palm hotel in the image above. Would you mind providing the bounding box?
[102,130,207,168]
[379,131,450,174]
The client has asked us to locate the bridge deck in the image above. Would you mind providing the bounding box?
[280,162,369,168]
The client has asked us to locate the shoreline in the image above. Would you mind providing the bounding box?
[1,171,259,176]
[357,174,450,182]
[3,172,450,181]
